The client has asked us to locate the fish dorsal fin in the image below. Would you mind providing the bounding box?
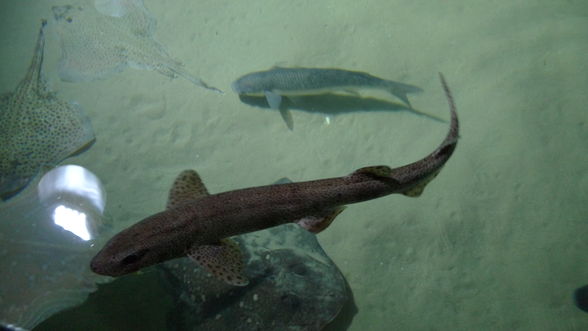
[167,169,209,209]
[187,238,249,286]
[353,165,393,177]
[296,207,346,233]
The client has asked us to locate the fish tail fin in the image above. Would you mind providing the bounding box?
[385,81,423,108]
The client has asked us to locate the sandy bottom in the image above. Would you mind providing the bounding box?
[1,0,588,330]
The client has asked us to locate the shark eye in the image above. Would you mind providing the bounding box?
[120,249,148,265]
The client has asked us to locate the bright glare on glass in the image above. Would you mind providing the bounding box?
[38,165,106,214]
[52,205,92,241]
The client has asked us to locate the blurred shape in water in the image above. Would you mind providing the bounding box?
[51,0,221,92]
[0,165,108,330]
[574,285,588,313]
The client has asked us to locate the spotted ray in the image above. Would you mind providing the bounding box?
[160,224,353,331]
[0,20,95,201]
[51,0,221,92]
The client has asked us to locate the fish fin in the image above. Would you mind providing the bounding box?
[342,88,360,96]
[273,177,293,185]
[187,238,249,286]
[402,170,440,197]
[296,207,346,233]
[386,82,423,108]
[279,108,294,130]
[264,90,282,109]
[353,165,393,177]
[403,185,424,197]
[167,169,209,209]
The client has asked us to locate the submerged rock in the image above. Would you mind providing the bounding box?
[160,224,352,331]
[575,285,588,313]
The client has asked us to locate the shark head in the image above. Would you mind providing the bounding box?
[90,239,154,276]
[90,210,189,276]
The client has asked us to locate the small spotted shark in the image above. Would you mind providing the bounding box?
[91,74,458,286]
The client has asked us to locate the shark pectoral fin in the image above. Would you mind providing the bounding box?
[353,165,393,177]
[167,169,210,209]
[264,90,282,109]
[279,108,294,130]
[187,238,249,286]
[402,170,441,197]
[296,207,346,233]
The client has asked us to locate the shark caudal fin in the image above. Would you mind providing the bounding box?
[353,74,458,198]
[168,170,249,286]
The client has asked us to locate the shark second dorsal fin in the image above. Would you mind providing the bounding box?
[187,238,249,286]
[167,169,210,209]
[353,165,393,177]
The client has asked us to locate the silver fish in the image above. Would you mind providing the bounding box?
[232,67,423,129]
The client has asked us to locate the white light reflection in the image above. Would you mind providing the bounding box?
[38,165,105,214]
[38,165,106,242]
[52,205,91,241]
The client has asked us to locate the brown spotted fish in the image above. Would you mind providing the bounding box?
[90,73,458,286]
[0,20,95,200]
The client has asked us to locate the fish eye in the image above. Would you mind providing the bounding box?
[120,249,148,265]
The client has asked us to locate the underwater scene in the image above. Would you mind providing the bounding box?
[0,0,587,330]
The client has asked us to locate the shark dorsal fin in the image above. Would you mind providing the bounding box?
[167,169,209,209]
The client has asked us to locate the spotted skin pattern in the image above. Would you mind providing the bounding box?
[0,20,95,200]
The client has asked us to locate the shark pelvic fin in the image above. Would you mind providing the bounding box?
[187,238,249,287]
[296,206,346,233]
[167,169,210,209]
[402,170,441,197]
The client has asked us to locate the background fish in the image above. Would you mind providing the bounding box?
[232,67,423,129]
